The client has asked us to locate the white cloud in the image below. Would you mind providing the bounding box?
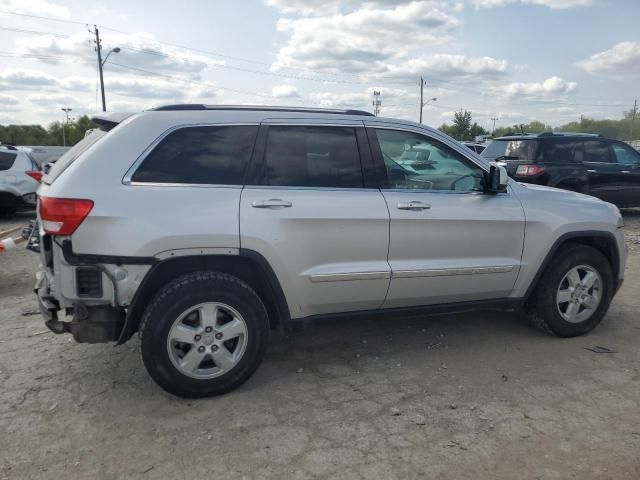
[578,41,640,78]
[0,93,20,106]
[0,0,69,18]
[26,93,78,107]
[471,0,592,8]
[266,0,453,15]
[0,93,20,112]
[308,86,417,119]
[272,85,300,98]
[547,106,575,115]
[273,2,460,74]
[0,68,58,89]
[377,54,508,83]
[14,31,215,79]
[493,76,577,97]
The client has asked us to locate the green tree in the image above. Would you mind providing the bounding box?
[0,115,96,146]
[439,110,488,140]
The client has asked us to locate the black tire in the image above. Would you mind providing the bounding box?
[526,244,614,337]
[139,271,269,398]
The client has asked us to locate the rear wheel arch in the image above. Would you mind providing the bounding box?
[524,231,620,302]
[119,251,290,344]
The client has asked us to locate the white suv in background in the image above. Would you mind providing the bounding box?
[0,145,42,214]
[35,105,626,398]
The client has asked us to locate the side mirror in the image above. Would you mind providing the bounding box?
[487,165,508,194]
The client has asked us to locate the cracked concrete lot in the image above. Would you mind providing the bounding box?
[1,210,640,479]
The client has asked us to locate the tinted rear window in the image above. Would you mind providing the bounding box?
[537,139,582,163]
[132,126,258,185]
[257,126,364,188]
[584,140,612,163]
[482,139,537,161]
[0,151,17,170]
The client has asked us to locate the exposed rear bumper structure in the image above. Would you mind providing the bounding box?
[36,271,125,343]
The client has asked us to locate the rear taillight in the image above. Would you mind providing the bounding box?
[515,165,546,177]
[26,170,44,183]
[39,197,94,235]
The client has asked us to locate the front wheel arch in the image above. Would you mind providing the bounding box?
[524,231,620,304]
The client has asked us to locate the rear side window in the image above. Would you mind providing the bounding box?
[0,151,17,171]
[481,139,537,160]
[132,126,258,185]
[612,143,640,165]
[537,139,582,163]
[258,126,364,188]
[584,140,611,163]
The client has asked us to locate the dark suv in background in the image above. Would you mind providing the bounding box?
[482,132,640,207]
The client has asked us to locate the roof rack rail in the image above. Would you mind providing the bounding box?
[544,131,601,137]
[149,104,375,117]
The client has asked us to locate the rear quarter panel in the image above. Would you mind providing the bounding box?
[38,110,261,256]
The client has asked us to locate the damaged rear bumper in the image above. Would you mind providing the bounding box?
[36,271,125,343]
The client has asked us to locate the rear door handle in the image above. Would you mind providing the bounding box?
[252,199,292,208]
[586,169,597,173]
[397,201,431,211]
[621,170,631,174]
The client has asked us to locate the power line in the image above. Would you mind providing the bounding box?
[0,10,87,25]
[0,50,71,61]
[0,9,633,113]
[107,61,311,103]
[0,9,402,83]
[0,8,428,86]
[0,26,69,37]
[118,45,373,85]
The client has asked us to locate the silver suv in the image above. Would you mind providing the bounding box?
[0,145,42,214]
[35,105,626,397]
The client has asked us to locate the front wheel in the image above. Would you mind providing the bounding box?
[139,271,269,398]
[526,244,614,337]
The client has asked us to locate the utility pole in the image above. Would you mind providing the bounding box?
[419,77,424,123]
[61,107,72,147]
[490,117,498,135]
[91,25,106,112]
[372,91,381,116]
[630,98,637,140]
[89,25,119,112]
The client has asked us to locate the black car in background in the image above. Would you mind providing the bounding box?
[462,142,486,154]
[481,132,640,207]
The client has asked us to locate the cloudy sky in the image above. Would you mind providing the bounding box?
[0,0,638,130]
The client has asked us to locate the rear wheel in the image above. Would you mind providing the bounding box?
[139,271,269,398]
[526,244,613,337]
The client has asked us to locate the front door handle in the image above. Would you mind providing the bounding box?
[252,199,292,208]
[621,170,631,174]
[397,201,431,211]
[587,169,597,173]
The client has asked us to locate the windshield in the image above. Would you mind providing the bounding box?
[482,139,537,161]
[44,129,107,184]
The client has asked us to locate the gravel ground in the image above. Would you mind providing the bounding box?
[1,209,639,480]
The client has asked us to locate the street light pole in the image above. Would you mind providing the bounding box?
[420,97,437,123]
[91,24,120,112]
[61,107,72,147]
